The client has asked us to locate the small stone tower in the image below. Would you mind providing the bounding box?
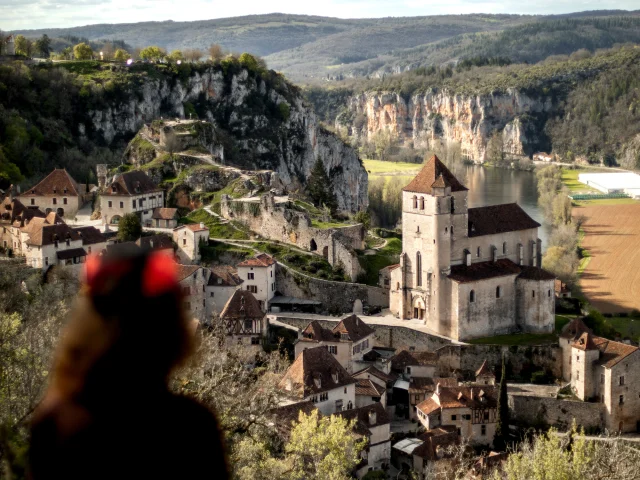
[571,332,600,401]
[475,360,496,386]
[96,164,108,190]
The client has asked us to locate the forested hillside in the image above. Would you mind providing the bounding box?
[12,11,640,84]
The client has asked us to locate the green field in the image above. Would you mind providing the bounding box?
[606,316,640,343]
[363,159,423,175]
[357,237,402,286]
[562,168,640,206]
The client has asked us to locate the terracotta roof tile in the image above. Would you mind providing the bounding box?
[103,170,160,196]
[22,169,80,197]
[448,259,521,283]
[237,253,276,267]
[416,397,441,415]
[335,402,390,436]
[436,385,497,410]
[220,289,264,320]
[152,207,178,220]
[413,427,459,460]
[572,332,599,351]
[391,350,437,371]
[332,315,374,343]
[208,265,243,287]
[559,317,591,340]
[26,223,81,246]
[468,203,540,238]
[279,346,356,398]
[355,379,386,397]
[75,226,107,246]
[301,321,338,343]
[403,155,468,194]
[571,332,639,368]
[175,264,200,281]
[352,365,397,384]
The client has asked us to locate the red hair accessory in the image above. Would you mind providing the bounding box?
[141,252,178,297]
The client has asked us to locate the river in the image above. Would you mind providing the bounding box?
[372,165,552,249]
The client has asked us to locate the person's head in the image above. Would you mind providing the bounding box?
[45,251,193,403]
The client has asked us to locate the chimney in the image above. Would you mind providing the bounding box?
[369,410,377,426]
[470,388,474,400]
[536,238,542,269]
[200,222,205,229]
[435,382,441,395]
[492,245,497,263]
[356,316,359,326]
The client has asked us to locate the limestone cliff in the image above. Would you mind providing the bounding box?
[84,64,367,212]
[339,90,554,161]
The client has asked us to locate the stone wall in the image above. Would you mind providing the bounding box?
[436,344,563,380]
[222,193,365,279]
[276,264,388,315]
[509,394,605,432]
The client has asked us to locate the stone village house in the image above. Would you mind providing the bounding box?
[219,289,266,350]
[172,223,209,264]
[236,253,277,312]
[294,315,376,373]
[151,207,179,229]
[99,170,164,226]
[176,264,209,323]
[389,156,555,341]
[279,345,357,416]
[206,265,243,316]
[561,318,640,433]
[19,169,88,219]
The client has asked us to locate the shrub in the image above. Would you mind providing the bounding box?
[531,371,550,384]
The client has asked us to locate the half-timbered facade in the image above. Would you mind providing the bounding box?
[219,289,266,349]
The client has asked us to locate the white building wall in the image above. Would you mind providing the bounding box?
[206,284,239,317]
[306,384,356,416]
[237,263,276,311]
[101,191,164,225]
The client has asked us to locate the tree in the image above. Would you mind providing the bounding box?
[208,44,224,61]
[286,410,365,480]
[354,210,371,231]
[100,41,114,60]
[372,129,395,160]
[306,158,338,213]
[486,130,505,164]
[163,131,180,157]
[168,50,184,62]
[73,42,93,60]
[14,35,33,57]
[139,46,166,62]
[34,34,51,58]
[493,354,509,451]
[239,52,260,72]
[113,48,129,62]
[184,49,203,62]
[542,245,579,286]
[117,213,142,242]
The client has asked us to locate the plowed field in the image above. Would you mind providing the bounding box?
[576,204,640,313]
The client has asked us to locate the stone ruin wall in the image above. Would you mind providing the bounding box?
[221,193,364,280]
[275,265,389,315]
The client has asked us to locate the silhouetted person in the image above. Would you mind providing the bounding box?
[29,252,228,479]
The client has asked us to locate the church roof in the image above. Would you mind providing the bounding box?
[403,155,468,194]
[332,315,374,343]
[220,289,264,320]
[468,203,540,238]
[103,170,160,196]
[448,259,522,283]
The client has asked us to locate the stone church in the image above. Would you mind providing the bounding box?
[389,156,555,341]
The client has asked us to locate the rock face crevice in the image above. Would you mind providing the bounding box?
[340,90,554,161]
[86,67,367,212]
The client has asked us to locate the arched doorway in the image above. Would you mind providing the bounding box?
[322,246,329,259]
[56,208,64,217]
[353,299,363,314]
[309,239,317,251]
[110,215,122,225]
[413,297,425,320]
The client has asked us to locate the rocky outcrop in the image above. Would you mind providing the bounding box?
[85,65,367,212]
[340,89,554,161]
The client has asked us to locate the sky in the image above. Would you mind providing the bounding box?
[2,0,639,31]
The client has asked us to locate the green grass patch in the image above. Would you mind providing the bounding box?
[467,333,559,346]
[357,237,402,286]
[200,240,253,263]
[555,314,575,332]
[606,316,640,343]
[572,197,639,206]
[186,208,249,240]
[363,158,423,175]
[561,168,598,193]
[311,219,349,229]
[293,200,323,216]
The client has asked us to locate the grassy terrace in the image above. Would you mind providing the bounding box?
[357,237,402,286]
[183,208,250,240]
[292,200,355,230]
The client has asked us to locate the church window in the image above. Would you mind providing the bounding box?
[397,282,400,290]
[470,290,475,303]
[413,196,418,209]
[496,286,502,299]
[416,252,422,286]
[620,376,625,386]
[416,225,420,233]
[445,227,448,235]
[419,197,425,210]
[477,247,481,258]
[532,290,535,298]
[451,197,455,214]
[503,242,507,254]
[451,226,454,235]
[548,290,551,297]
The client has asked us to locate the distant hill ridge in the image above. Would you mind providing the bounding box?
[12,11,640,83]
